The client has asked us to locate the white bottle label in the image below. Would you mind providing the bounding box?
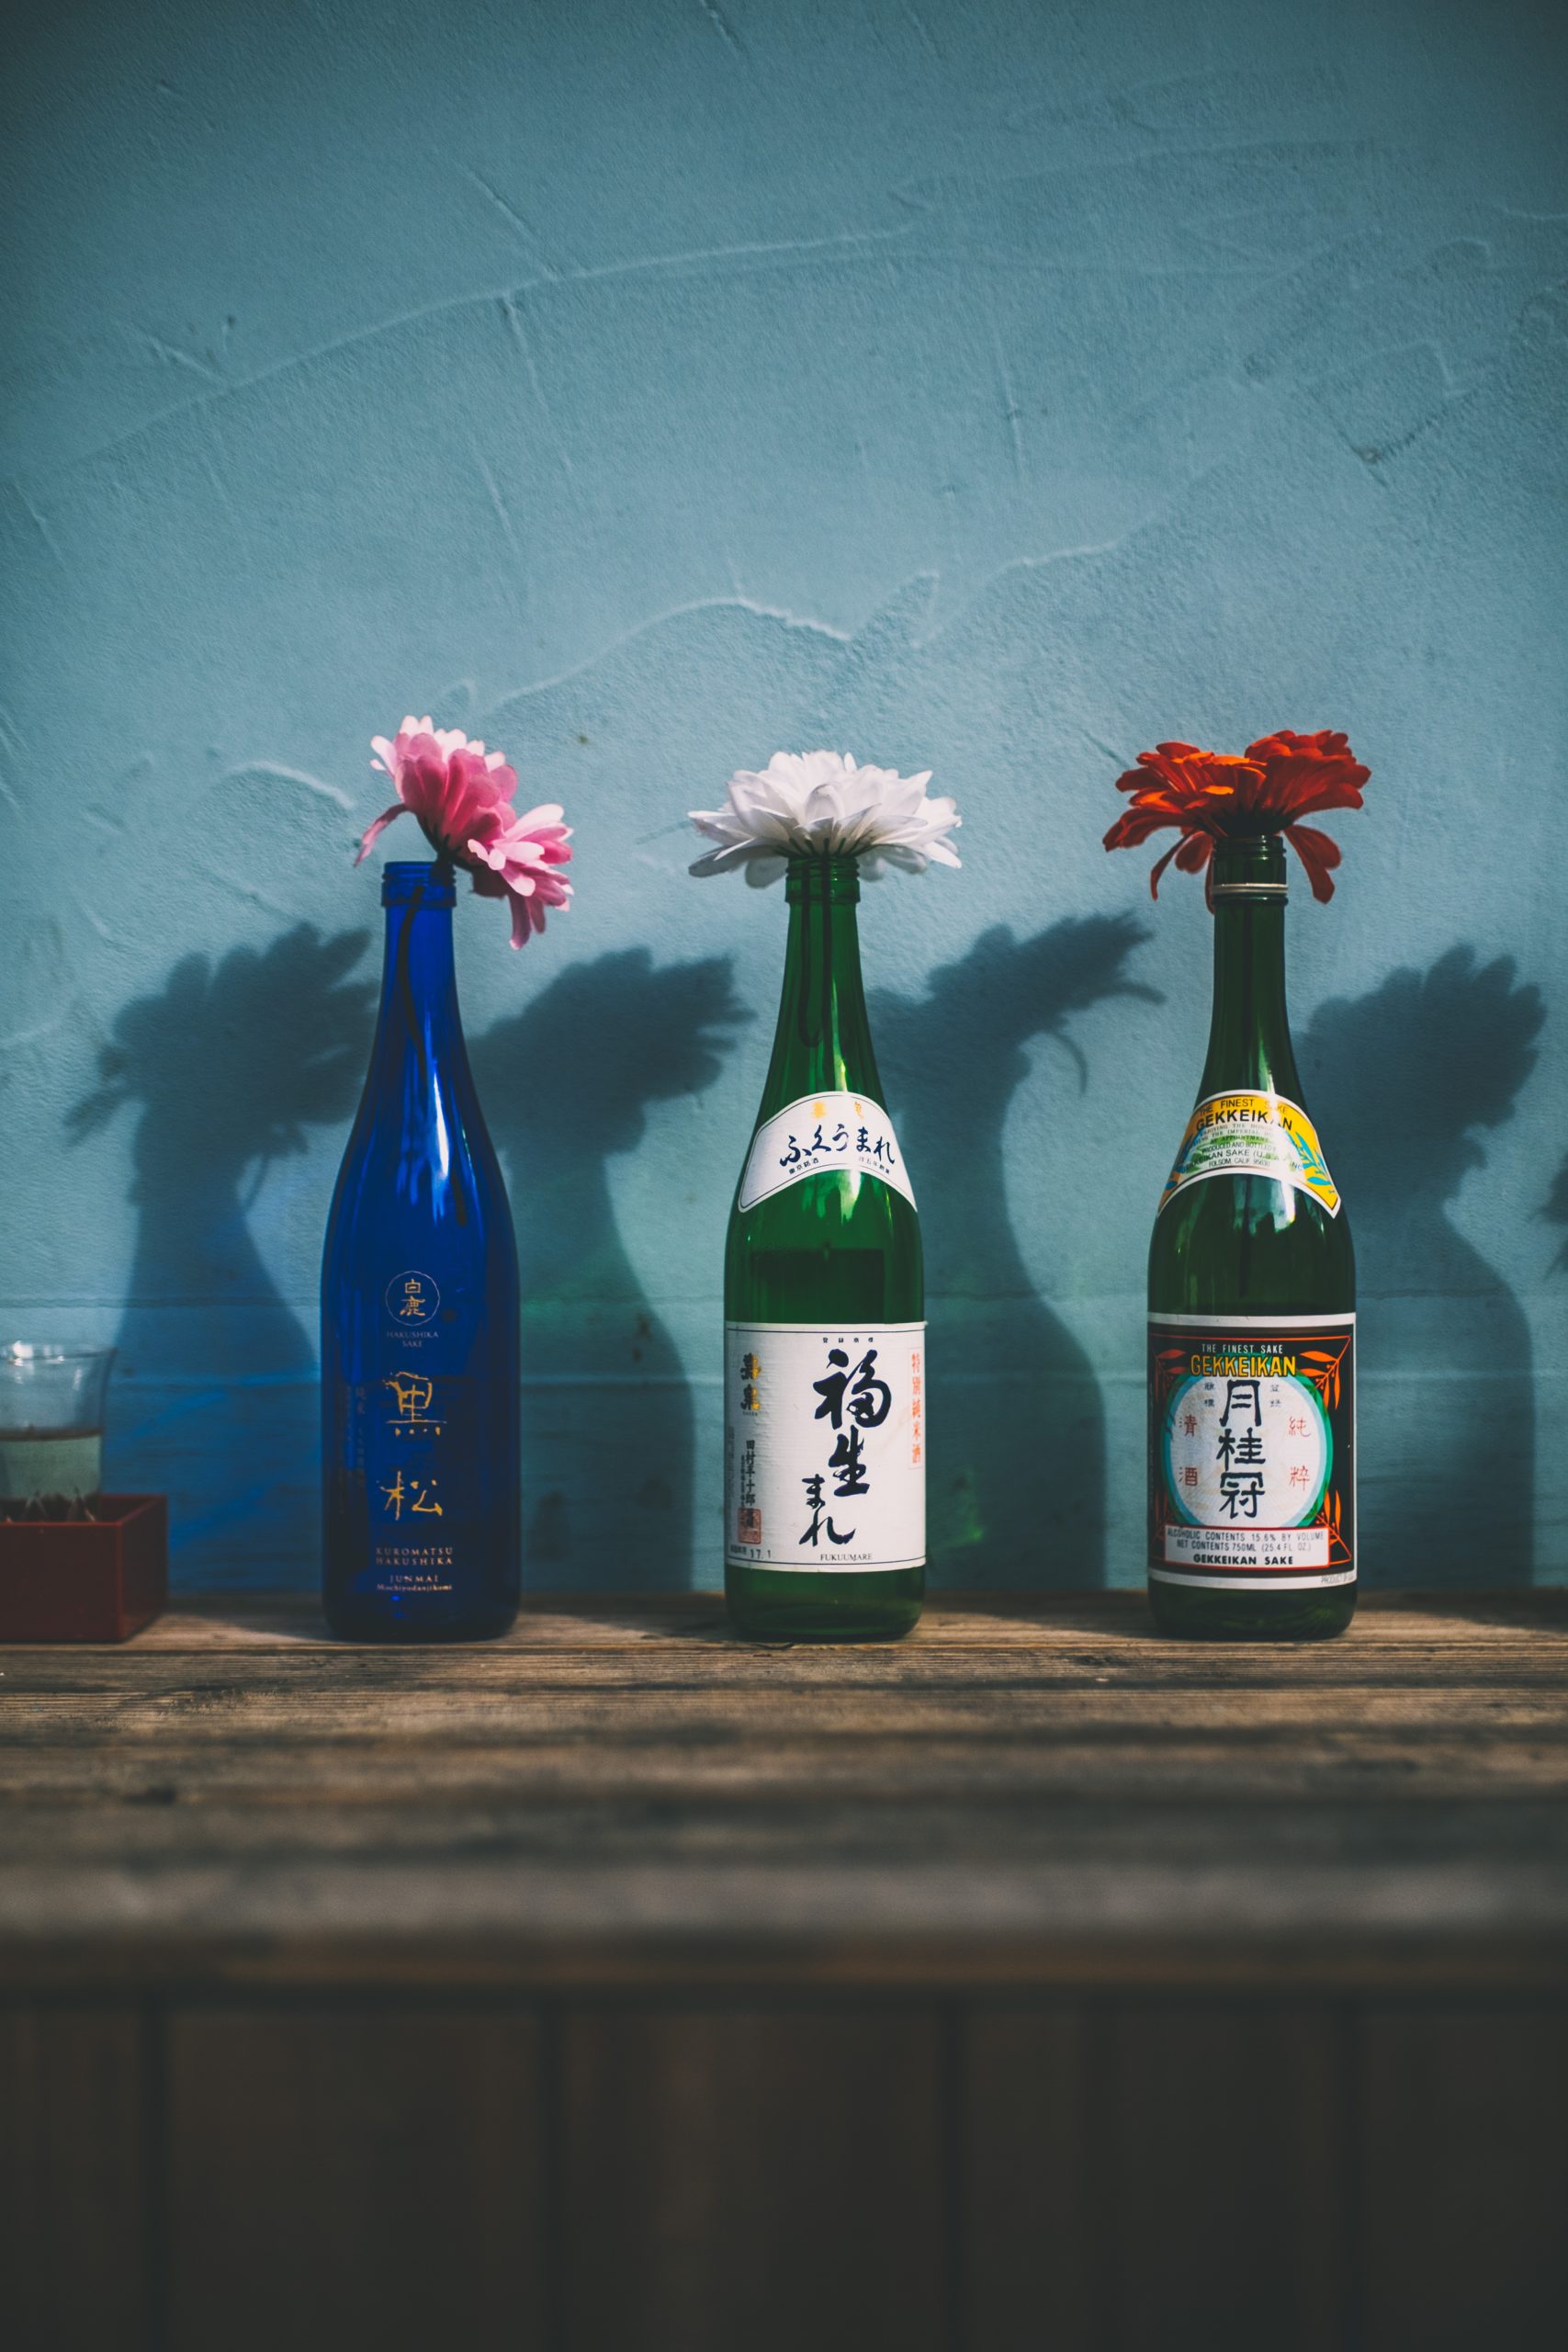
[725,1321,926,1573]
[737,1091,915,1213]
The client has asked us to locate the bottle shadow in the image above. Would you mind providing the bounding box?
[1301,944,1545,1588]
[471,949,749,1591]
[1544,1155,1568,1272]
[874,914,1157,1589]
[65,926,377,1578]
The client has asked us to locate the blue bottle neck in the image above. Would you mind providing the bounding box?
[360,863,490,1234]
[371,862,464,1078]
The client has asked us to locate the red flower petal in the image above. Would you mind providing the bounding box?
[1147,841,1181,897]
[1106,729,1366,897]
[1283,823,1342,902]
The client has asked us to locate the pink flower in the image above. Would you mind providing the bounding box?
[467,806,576,948]
[356,716,573,946]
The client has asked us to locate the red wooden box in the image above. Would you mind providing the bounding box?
[0,1495,168,1642]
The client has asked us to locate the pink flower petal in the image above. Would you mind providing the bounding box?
[358,716,573,943]
[355,804,407,863]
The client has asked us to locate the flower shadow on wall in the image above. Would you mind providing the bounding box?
[1545,1158,1568,1272]
[65,927,376,1583]
[471,949,750,1591]
[873,914,1158,1589]
[1301,945,1546,1589]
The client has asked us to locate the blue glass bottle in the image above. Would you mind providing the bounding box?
[321,861,520,1639]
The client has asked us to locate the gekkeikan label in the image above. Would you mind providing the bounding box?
[1159,1091,1340,1216]
[1147,1314,1355,1590]
[737,1092,915,1214]
[725,1322,926,1573]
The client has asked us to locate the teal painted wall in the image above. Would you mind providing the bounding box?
[4,0,1565,1589]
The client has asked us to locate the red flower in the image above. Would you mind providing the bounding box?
[1103,729,1369,900]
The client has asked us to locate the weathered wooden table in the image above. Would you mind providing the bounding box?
[4,1590,1566,2351]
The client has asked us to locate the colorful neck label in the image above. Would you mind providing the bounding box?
[738,1091,915,1213]
[1147,1313,1355,1590]
[1159,1091,1340,1216]
[725,1321,925,1573]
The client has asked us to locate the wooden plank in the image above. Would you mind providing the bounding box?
[961,2007,1096,2350]
[1098,2004,1348,2350]
[963,2004,1348,2352]
[9,1641,1568,1695]
[4,1728,1566,1995]
[5,1789,1567,1870]
[1,1590,1564,1995]
[9,1693,1553,1737]
[0,1637,1564,1737]
[1359,2005,1568,2349]
[6,1620,1566,1809]
[558,2006,948,2352]
[7,1679,1564,1729]
[0,2004,151,2349]
[5,1817,1566,1993]
[8,1699,1566,1770]
[164,2006,547,2352]
[9,1729,1568,1812]
[5,1587,1562,1653]
[6,1792,1565,1891]
[7,1932,1566,1999]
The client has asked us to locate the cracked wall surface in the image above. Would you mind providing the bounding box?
[3,0,1565,1588]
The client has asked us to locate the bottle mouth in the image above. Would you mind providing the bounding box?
[381,859,457,909]
[784,851,861,904]
[1210,835,1288,899]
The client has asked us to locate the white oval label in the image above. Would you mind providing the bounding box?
[737,1091,915,1214]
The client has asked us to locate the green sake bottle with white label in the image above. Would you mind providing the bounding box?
[724,853,925,1640]
[1147,834,1356,1637]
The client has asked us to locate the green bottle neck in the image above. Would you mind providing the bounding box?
[1197,836,1305,1102]
[758,855,885,1110]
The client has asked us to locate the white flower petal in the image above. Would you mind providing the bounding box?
[688,750,960,879]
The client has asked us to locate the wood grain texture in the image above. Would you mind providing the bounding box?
[1094,2004,1349,2351]
[1359,2006,1568,2350]
[3,1587,1561,1650]
[961,2007,1097,2351]
[2,1593,1566,1991]
[558,2006,949,2352]
[0,2005,152,2351]
[3,1990,1564,2347]
[962,2005,1348,2352]
[164,2006,546,2352]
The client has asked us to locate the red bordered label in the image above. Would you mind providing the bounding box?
[1147,1313,1355,1590]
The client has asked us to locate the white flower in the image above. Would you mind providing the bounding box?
[689,751,962,885]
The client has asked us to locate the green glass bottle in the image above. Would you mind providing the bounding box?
[725,853,924,1640]
[1147,834,1356,1637]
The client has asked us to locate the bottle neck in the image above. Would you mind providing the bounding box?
[759,855,884,1108]
[369,863,467,1091]
[1198,836,1304,1101]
